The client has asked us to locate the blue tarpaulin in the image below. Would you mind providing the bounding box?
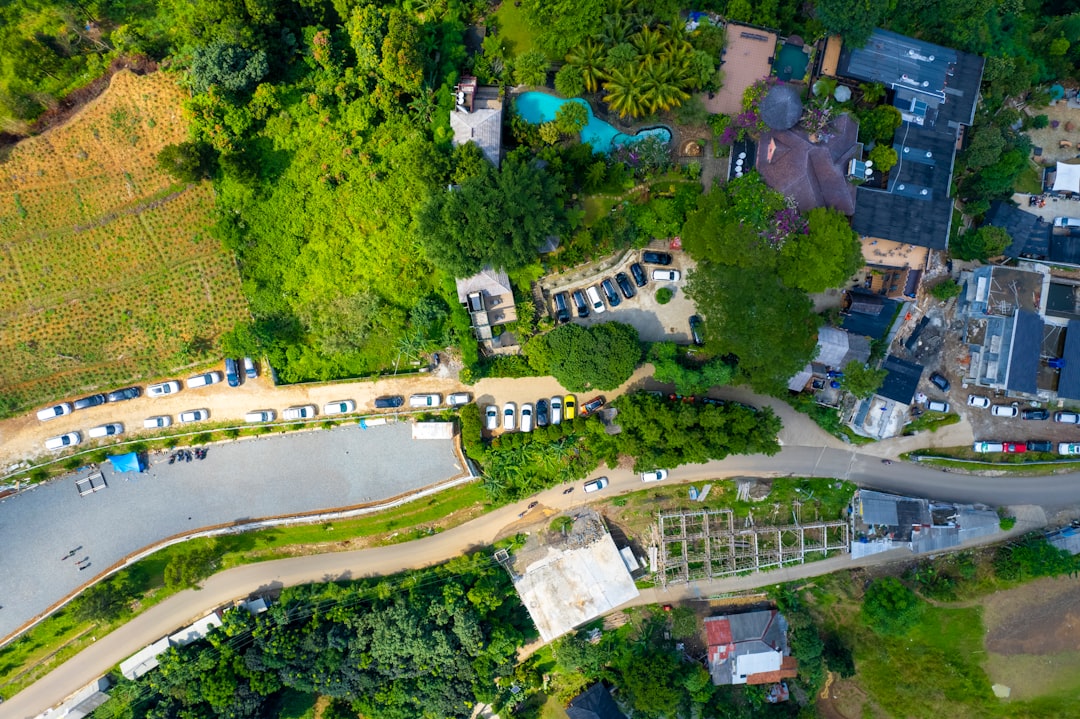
[109,452,143,473]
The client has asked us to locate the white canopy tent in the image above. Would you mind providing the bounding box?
[1052,160,1080,193]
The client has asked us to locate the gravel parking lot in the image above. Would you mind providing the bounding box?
[0,422,461,639]
[959,390,1080,446]
[542,249,699,343]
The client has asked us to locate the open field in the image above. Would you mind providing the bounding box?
[0,71,245,414]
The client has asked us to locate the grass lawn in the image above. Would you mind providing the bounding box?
[902,410,960,435]
[583,194,618,225]
[1013,162,1044,195]
[493,1,536,57]
[0,482,489,700]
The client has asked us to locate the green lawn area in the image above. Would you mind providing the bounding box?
[902,410,960,435]
[1013,162,1044,195]
[583,194,618,225]
[493,1,536,57]
[0,482,490,700]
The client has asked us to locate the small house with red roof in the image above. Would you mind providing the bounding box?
[704,610,798,686]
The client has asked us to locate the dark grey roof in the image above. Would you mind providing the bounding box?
[842,292,900,340]
[837,30,956,105]
[567,683,628,719]
[1057,320,1080,400]
[877,355,923,404]
[850,120,957,249]
[727,610,776,642]
[760,83,803,131]
[986,202,1054,261]
[1006,310,1042,394]
[842,31,984,249]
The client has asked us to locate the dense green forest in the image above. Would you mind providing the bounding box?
[4,0,1078,386]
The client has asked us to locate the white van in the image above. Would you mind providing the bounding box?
[409,393,441,408]
[186,371,222,389]
[972,441,1005,453]
[1054,217,1080,228]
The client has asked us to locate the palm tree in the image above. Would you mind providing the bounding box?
[600,13,634,46]
[603,64,647,118]
[640,57,690,113]
[565,39,607,93]
[631,25,668,63]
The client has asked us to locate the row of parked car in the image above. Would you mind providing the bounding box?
[551,252,677,322]
[36,360,260,423]
[973,440,1080,454]
[964,395,1067,421]
[483,395,607,432]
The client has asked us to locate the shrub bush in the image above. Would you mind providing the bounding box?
[656,287,674,304]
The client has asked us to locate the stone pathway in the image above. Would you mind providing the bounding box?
[697,140,729,192]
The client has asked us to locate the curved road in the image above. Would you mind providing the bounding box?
[4,443,1080,718]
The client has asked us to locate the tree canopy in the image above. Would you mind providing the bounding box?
[687,265,821,394]
[814,0,890,47]
[417,157,565,278]
[778,207,864,293]
[840,359,887,399]
[589,392,782,471]
[525,322,641,392]
[952,226,1012,261]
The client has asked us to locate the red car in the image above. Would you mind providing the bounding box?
[581,396,606,416]
[1003,442,1027,454]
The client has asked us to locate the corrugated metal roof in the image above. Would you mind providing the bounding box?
[1058,321,1080,400]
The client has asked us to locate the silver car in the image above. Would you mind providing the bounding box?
[520,403,534,433]
[485,405,499,431]
[502,402,516,431]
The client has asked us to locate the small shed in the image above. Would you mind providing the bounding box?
[108,452,143,473]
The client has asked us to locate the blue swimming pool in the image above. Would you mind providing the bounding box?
[514,92,672,154]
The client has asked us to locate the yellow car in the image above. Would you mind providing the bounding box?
[563,394,577,420]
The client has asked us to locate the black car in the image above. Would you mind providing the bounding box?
[929,372,951,392]
[553,292,571,323]
[72,394,106,410]
[689,315,705,346]
[536,399,550,427]
[601,278,621,307]
[374,395,404,408]
[642,251,672,265]
[629,262,648,287]
[225,357,241,387]
[1027,439,1053,452]
[571,289,590,318]
[615,272,636,300]
[1021,407,1050,420]
[107,386,142,402]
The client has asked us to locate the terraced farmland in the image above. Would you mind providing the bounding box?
[0,71,246,415]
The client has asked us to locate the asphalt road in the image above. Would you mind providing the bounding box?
[5,443,1080,719]
[0,422,461,640]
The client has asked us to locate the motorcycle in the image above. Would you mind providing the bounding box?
[562,487,574,495]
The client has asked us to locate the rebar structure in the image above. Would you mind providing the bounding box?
[656,509,849,586]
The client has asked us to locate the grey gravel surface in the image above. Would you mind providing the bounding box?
[0,422,460,638]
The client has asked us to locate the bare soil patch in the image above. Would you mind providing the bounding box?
[983,575,1080,655]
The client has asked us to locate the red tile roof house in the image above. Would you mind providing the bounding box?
[704,610,799,685]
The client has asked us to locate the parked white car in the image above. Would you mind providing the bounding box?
[148,380,181,397]
[245,410,275,423]
[585,285,606,314]
[409,393,442,408]
[447,393,472,406]
[520,403,534,433]
[991,404,1019,418]
[652,269,681,282]
[641,469,669,482]
[966,395,990,409]
[37,403,73,422]
[179,409,209,423]
[584,477,609,493]
[45,432,82,451]
[926,400,949,413]
[972,441,1005,453]
[1055,411,1080,424]
[283,405,317,420]
[485,405,499,431]
[1058,443,1080,456]
[186,372,222,389]
[144,415,172,429]
[550,396,563,425]
[502,402,516,431]
[88,423,123,439]
[323,400,356,415]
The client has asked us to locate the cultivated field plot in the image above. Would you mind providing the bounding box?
[0,71,246,412]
